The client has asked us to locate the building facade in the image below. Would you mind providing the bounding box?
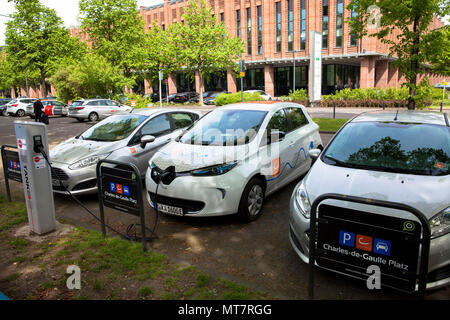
[140,0,445,97]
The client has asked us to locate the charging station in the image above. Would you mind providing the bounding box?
[14,121,56,235]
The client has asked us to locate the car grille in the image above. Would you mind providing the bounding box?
[51,167,69,181]
[149,192,205,213]
[73,179,97,191]
[427,264,450,283]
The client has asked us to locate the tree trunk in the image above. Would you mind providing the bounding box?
[408,16,421,110]
[199,71,204,106]
[40,69,47,99]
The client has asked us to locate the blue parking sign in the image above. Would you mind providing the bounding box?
[110,183,116,193]
[373,238,391,256]
[339,231,355,248]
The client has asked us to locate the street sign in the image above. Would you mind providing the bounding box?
[240,72,246,78]
[159,70,163,81]
[131,100,136,107]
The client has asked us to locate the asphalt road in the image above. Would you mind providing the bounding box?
[0,113,448,300]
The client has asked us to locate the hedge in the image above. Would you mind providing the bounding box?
[214,92,264,106]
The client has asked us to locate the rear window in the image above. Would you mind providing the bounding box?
[72,101,84,107]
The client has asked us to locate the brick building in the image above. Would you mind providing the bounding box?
[140,0,445,98]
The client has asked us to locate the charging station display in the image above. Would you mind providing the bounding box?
[2,147,22,183]
[316,204,422,293]
[100,166,140,216]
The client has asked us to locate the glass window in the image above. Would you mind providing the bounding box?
[300,0,306,50]
[288,0,293,52]
[267,109,289,133]
[171,113,194,129]
[336,0,343,47]
[350,6,358,46]
[324,122,450,176]
[276,2,282,53]
[236,9,241,38]
[87,101,100,106]
[142,114,172,137]
[257,6,262,55]
[322,0,329,49]
[247,7,252,55]
[80,115,147,142]
[285,108,308,131]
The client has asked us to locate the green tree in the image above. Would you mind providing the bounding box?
[79,0,146,79]
[50,54,133,102]
[348,0,450,110]
[5,0,86,97]
[172,0,244,105]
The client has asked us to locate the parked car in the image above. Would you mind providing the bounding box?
[244,90,273,101]
[289,111,450,290]
[146,102,322,221]
[172,92,198,104]
[50,108,202,195]
[68,99,133,122]
[204,92,230,105]
[190,91,227,105]
[26,100,69,118]
[434,83,450,91]
[0,98,12,116]
[6,98,38,117]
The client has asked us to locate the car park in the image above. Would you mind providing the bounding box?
[289,111,450,289]
[49,108,202,195]
[172,92,198,104]
[68,99,133,122]
[244,90,273,101]
[146,102,322,221]
[26,100,69,118]
[0,98,12,116]
[6,98,38,117]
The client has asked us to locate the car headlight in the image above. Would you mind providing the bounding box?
[295,182,311,219]
[191,162,238,176]
[68,153,110,170]
[430,207,450,239]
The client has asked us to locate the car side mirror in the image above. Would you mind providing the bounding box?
[308,149,322,161]
[268,130,286,144]
[140,135,156,148]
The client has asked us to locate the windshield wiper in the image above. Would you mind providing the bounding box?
[324,156,360,169]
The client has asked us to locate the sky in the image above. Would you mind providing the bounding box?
[0,0,449,46]
[0,0,164,46]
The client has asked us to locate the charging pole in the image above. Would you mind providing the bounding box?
[14,121,56,235]
[442,80,447,113]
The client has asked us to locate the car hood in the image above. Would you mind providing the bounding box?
[151,141,253,172]
[304,159,450,219]
[50,137,122,165]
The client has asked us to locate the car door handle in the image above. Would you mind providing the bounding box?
[289,142,295,147]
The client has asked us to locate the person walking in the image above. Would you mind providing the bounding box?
[33,99,44,122]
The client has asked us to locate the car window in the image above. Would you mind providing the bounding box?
[267,109,289,133]
[80,115,147,142]
[171,113,195,129]
[141,114,172,137]
[285,107,308,131]
[72,101,84,107]
[87,101,100,106]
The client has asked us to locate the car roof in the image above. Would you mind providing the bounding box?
[352,111,448,126]
[132,108,202,117]
[217,102,306,112]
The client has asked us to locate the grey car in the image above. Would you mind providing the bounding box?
[289,111,450,290]
[50,108,202,195]
[68,99,133,122]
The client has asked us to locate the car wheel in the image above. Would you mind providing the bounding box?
[238,177,265,222]
[76,118,85,122]
[16,109,25,117]
[2,109,6,116]
[88,112,99,122]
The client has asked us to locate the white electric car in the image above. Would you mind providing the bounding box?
[145,103,322,221]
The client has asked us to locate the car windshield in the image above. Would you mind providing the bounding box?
[80,115,147,142]
[180,109,267,146]
[323,122,450,176]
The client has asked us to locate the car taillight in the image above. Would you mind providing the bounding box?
[11,104,18,107]
[76,107,85,110]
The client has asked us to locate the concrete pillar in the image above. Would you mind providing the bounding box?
[387,63,399,88]
[360,56,376,89]
[375,60,389,88]
[168,73,177,95]
[264,64,275,98]
[227,70,237,93]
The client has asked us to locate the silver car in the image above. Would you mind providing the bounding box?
[290,111,450,290]
[50,108,202,195]
[68,99,133,122]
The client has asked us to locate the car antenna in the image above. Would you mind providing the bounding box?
[394,110,399,121]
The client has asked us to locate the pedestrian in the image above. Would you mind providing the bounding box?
[33,99,44,122]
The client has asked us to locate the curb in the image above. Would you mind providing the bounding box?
[319,131,337,134]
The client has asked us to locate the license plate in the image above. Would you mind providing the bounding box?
[52,179,61,186]
[157,204,183,216]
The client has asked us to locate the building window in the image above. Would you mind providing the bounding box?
[288,0,293,51]
[162,24,165,31]
[300,0,306,50]
[236,9,241,38]
[276,2,281,53]
[257,6,262,55]
[350,6,358,46]
[336,0,343,47]
[322,0,329,49]
[220,12,224,23]
[247,7,252,55]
